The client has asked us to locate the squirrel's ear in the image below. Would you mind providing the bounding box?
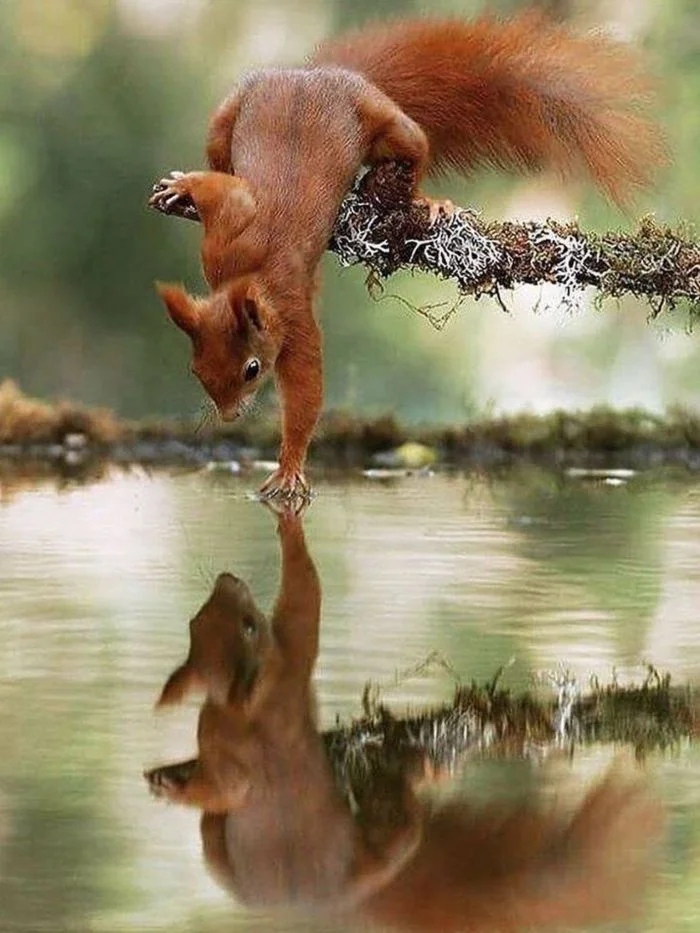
[242,296,263,331]
[156,660,198,708]
[156,283,200,337]
[229,285,264,334]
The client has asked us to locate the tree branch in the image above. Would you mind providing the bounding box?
[149,162,700,317]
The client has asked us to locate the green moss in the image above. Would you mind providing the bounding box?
[5,381,700,477]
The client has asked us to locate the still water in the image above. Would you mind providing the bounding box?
[0,467,699,932]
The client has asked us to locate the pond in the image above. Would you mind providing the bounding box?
[0,467,698,932]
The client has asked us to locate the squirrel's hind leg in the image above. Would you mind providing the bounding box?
[359,90,456,225]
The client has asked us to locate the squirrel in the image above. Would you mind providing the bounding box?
[144,506,664,930]
[144,505,424,910]
[150,11,667,499]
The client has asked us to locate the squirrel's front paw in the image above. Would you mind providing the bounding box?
[148,171,196,216]
[259,467,312,505]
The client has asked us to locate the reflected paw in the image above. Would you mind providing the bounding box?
[144,760,197,801]
[259,467,312,507]
[261,498,307,522]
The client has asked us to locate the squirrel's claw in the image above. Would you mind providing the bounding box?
[148,171,192,211]
[414,195,456,226]
[259,467,312,506]
[261,497,309,520]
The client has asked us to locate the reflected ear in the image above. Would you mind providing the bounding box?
[156,660,198,708]
[156,282,201,338]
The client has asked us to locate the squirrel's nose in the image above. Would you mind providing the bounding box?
[217,403,239,422]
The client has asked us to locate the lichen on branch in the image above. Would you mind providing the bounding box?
[149,162,700,318]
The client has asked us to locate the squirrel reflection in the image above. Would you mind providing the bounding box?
[145,506,663,932]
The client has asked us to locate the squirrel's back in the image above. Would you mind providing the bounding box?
[310,12,667,205]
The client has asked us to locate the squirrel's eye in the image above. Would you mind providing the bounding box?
[243,358,261,382]
[241,616,257,639]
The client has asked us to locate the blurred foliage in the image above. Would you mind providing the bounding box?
[0,0,697,422]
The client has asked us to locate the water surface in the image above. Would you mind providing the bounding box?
[1,467,698,931]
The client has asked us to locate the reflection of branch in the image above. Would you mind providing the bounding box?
[323,668,697,793]
[149,162,700,317]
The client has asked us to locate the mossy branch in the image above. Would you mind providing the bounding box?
[149,162,700,317]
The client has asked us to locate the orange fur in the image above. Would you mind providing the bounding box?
[152,12,667,499]
[364,774,664,933]
[311,12,667,204]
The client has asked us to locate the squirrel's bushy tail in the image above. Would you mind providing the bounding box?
[365,769,664,933]
[311,13,668,205]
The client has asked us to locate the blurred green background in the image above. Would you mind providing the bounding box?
[1,0,698,423]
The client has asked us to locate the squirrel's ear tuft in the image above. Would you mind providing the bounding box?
[156,282,201,338]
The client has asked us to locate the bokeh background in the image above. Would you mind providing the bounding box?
[1,0,698,424]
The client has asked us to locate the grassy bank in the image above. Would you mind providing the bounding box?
[3,379,700,476]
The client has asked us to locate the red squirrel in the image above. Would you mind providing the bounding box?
[145,507,664,930]
[145,507,423,910]
[150,12,667,499]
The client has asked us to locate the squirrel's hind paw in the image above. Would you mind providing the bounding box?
[414,195,456,226]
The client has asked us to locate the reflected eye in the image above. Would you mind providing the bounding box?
[242,616,257,639]
[243,358,261,382]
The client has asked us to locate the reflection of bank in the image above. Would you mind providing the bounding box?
[145,504,664,932]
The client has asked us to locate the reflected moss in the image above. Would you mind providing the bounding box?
[325,666,698,797]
